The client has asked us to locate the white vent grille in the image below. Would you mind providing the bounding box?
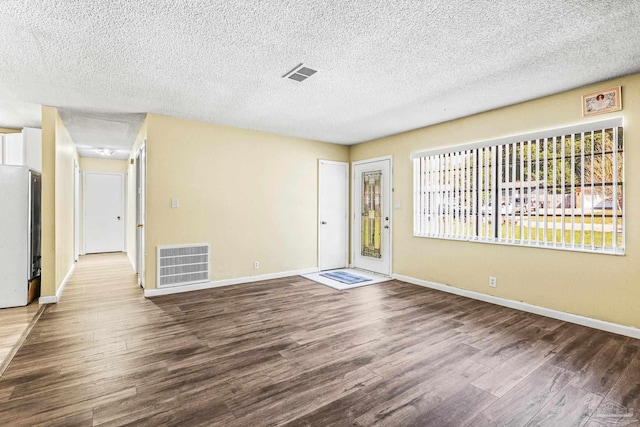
[282,63,317,82]
[157,244,210,288]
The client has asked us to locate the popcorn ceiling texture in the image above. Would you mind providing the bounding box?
[57,109,146,160]
[1,0,640,155]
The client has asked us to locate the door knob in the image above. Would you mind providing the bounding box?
[137,224,144,228]
[117,216,121,220]
[321,221,327,225]
[384,225,389,229]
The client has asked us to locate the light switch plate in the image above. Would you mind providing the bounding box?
[171,198,179,208]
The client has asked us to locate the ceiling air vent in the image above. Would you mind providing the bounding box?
[283,63,317,82]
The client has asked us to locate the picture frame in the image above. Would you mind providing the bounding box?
[582,86,622,117]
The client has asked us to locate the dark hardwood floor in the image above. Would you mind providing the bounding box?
[1,253,639,426]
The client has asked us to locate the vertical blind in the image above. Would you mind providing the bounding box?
[412,118,624,254]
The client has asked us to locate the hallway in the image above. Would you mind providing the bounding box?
[0,253,195,425]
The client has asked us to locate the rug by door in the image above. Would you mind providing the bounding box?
[302,269,390,291]
[319,270,372,284]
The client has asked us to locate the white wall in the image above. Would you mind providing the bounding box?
[1,127,42,172]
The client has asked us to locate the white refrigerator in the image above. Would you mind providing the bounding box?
[0,165,41,308]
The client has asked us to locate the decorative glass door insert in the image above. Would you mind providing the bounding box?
[361,170,382,258]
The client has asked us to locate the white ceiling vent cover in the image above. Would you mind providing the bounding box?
[157,244,210,288]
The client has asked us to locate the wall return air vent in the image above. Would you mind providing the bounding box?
[157,244,210,288]
[283,63,317,82]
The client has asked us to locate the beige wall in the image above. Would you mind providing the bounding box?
[79,157,128,174]
[54,113,77,289]
[143,114,348,289]
[41,107,56,297]
[351,73,640,328]
[41,106,78,298]
[0,127,20,133]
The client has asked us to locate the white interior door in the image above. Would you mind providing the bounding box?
[84,172,124,253]
[135,144,146,287]
[318,160,348,270]
[353,157,392,276]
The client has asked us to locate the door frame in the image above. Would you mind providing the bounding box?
[82,171,125,254]
[123,172,128,252]
[351,155,393,276]
[135,142,147,288]
[74,159,80,261]
[318,160,349,271]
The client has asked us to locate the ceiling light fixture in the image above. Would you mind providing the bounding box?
[96,148,114,156]
[282,63,317,82]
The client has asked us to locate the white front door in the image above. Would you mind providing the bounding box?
[84,172,124,253]
[353,157,392,276]
[318,160,348,270]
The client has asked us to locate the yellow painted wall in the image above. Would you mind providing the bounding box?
[54,113,77,291]
[40,106,78,298]
[143,114,349,289]
[351,74,640,328]
[40,107,56,298]
[0,127,20,133]
[79,157,128,174]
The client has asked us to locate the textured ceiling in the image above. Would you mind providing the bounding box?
[57,109,146,160]
[1,1,640,158]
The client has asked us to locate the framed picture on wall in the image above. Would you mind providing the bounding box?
[582,86,622,117]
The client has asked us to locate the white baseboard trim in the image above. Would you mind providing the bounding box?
[38,295,57,304]
[38,295,58,305]
[393,274,640,340]
[144,267,320,298]
[39,264,75,305]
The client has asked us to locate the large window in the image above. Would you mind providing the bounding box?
[412,118,624,254]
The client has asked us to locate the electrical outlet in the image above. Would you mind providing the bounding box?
[489,276,497,288]
[254,261,259,270]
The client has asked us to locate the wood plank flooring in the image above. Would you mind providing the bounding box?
[0,299,42,377]
[1,253,639,426]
